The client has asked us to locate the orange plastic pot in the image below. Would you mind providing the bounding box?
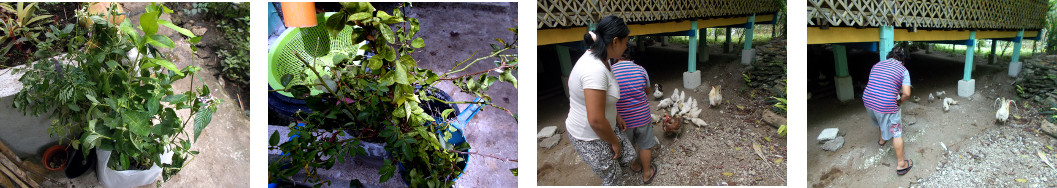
[42,145,69,171]
[281,2,317,28]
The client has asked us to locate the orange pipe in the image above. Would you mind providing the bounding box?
[281,2,316,28]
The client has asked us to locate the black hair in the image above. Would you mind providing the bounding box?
[584,15,629,61]
[618,43,635,61]
[887,46,909,62]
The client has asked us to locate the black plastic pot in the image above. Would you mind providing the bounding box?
[65,148,96,178]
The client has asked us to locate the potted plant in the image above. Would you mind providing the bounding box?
[268,3,518,187]
[42,144,68,171]
[11,3,218,186]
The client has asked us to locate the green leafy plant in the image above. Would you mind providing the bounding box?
[208,2,250,87]
[1044,0,1057,54]
[770,96,787,114]
[186,3,207,17]
[11,3,218,181]
[268,3,517,187]
[0,2,53,61]
[777,124,787,137]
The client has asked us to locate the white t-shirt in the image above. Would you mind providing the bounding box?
[566,51,621,141]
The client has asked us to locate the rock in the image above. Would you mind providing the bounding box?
[1041,121,1057,138]
[539,135,561,148]
[817,128,839,142]
[821,136,845,151]
[537,126,557,139]
[762,110,786,128]
[905,116,918,126]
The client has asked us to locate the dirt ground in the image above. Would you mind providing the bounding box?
[537,42,787,186]
[806,48,1057,187]
[31,3,251,187]
[265,3,519,187]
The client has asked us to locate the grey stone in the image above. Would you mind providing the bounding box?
[539,135,561,149]
[817,128,839,142]
[1041,121,1057,138]
[537,126,558,139]
[821,136,845,151]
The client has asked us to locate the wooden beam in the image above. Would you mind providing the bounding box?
[539,14,775,46]
[809,27,1042,44]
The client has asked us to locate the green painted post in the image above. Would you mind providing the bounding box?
[989,40,997,64]
[689,21,698,72]
[878,26,894,61]
[556,45,573,76]
[725,27,732,53]
[963,31,976,81]
[834,44,849,77]
[1011,30,1024,63]
[743,14,755,50]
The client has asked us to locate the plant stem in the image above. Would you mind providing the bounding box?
[447,149,517,162]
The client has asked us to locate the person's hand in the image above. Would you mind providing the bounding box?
[610,143,622,160]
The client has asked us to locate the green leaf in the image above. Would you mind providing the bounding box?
[379,45,395,61]
[324,12,347,37]
[378,24,395,44]
[67,103,81,112]
[280,74,294,87]
[146,34,174,49]
[411,38,424,48]
[500,70,517,89]
[193,105,216,142]
[148,58,184,76]
[270,131,280,146]
[161,94,187,103]
[368,55,383,71]
[139,11,159,36]
[158,20,196,38]
[392,62,409,85]
[125,112,151,137]
[347,12,371,22]
[510,168,518,176]
[441,109,455,119]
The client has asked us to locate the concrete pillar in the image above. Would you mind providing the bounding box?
[878,26,894,61]
[833,45,854,102]
[959,31,977,97]
[741,14,756,65]
[684,21,702,89]
[661,36,669,46]
[557,45,573,99]
[1009,30,1024,77]
[724,27,732,53]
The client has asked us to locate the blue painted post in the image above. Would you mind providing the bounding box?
[834,44,854,102]
[1011,30,1024,63]
[963,31,976,81]
[743,14,755,50]
[725,27,732,53]
[1009,30,1025,77]
[878,26,894,61]
[689,21,698,72]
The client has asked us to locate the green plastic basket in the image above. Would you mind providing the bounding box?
[268,12,365,97]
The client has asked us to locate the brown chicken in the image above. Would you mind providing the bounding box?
[663,115,682,137]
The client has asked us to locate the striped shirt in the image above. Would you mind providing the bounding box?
[612,61,651,129]
[863,58,911,113]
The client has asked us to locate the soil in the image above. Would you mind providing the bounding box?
[46,151,66,170]
[536,43,788,186]
[806,46,1057,187]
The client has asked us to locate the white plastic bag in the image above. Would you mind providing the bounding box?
[96,149,171,188]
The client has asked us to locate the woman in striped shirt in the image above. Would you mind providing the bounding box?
[862,46,914,175]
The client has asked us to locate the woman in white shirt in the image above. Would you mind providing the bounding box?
[565,15,636,186]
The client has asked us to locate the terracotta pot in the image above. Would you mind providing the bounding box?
[42,145,69,171]
[280,2,317,28]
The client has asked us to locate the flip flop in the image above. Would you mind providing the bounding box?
[878,139,887,146]
[643,163,658,185]
[896,159,914,175]
[630,164,642,173]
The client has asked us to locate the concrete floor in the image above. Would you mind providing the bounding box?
[265,2,519,187]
